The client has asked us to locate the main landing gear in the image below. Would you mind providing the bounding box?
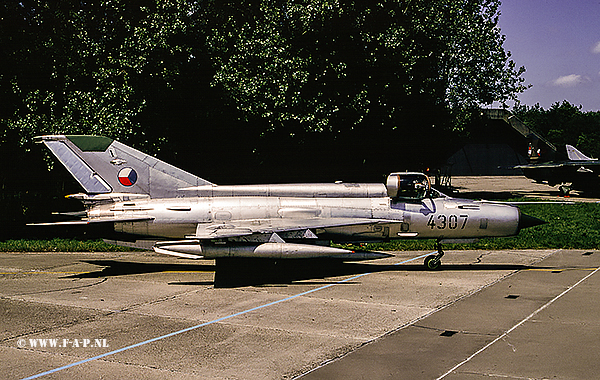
[559,185,571,196]
[424,241,444,270]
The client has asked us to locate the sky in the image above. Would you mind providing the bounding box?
[496,0,600,111]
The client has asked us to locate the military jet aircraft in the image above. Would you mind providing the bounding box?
[516,144,600,195]
[32,135,545,270]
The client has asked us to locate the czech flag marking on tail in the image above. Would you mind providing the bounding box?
[118,168,137,186]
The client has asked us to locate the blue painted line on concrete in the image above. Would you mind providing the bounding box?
[21,253,430,379]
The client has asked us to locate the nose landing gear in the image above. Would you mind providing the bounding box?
[424,241,444,270]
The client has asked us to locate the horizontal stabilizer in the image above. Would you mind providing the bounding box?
[51,211,87,218]
[28,216,154,226]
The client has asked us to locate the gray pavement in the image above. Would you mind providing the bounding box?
[301,249,600,379]
[450,175,598,203]
[3,248,597,379]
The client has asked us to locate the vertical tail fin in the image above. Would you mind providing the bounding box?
[566,144,597,161]
[36,135,213,198]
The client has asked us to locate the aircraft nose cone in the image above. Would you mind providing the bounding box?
[518,212,547,231]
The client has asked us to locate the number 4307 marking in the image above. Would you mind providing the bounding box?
[427,214,469,229]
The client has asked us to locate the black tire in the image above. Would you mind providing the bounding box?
[424,255,441,270]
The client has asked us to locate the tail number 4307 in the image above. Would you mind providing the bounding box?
[427,214,469,230]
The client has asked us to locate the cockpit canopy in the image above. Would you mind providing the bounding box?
[386,172,431,200]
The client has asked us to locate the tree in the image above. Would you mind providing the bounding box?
[204,1,526,134]
[0,0,199,148]
[1,1,526,167]
[199,0,527,178]
[514,101,600,159]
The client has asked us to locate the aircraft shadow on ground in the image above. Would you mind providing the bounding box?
[65,259,550,288]
[66,260,215,286]
[212,261,548,288]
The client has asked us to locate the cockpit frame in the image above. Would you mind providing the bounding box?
[386,172,435,202]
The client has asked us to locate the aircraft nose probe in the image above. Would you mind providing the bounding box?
[518,211,547,231]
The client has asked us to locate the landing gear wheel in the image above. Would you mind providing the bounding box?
[424,240,445,270]
[559,185,571,196]
[424,255,441,270]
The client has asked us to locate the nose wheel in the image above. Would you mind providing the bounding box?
[559,185,571,196]
[424,241,444,270]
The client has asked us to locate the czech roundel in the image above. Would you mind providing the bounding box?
[117,168,137,187]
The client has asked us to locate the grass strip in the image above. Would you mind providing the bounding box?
[0,238,138,252]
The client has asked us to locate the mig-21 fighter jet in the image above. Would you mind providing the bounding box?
[516,144,600,196]
[32,135,545,270]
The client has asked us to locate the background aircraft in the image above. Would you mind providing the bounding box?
[32,135,545,270]
[516,145,600,195]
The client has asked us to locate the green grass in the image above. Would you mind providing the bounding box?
[3,201,600,252]
[0,238,138,252]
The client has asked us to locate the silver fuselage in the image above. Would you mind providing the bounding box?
[92,194,520,241]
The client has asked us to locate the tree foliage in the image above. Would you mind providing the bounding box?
[205,0,527,135]
[1,1,526,151]
[513,101,600,159]
[0,0,200,149]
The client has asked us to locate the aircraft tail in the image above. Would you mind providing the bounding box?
[566,144,597,161]
[36,135,213,198]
